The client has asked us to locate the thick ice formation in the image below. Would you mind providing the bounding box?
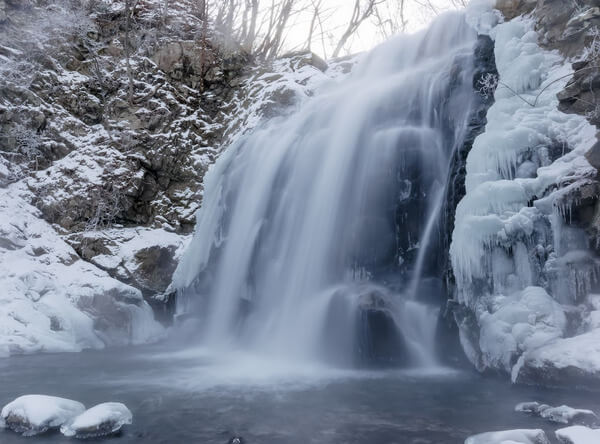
[450,8,597,375]
[464,429,550,444]
[478,286,566,371]
[61,402,132,438]
[0,188,164,356]
[0,395,85,436]
[555,426,600,444]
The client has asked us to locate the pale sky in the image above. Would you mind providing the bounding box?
[281,0,466,59]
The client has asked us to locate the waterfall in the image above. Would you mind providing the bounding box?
[173,11,481,368]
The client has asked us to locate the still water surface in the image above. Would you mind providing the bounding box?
[0,344,598,443]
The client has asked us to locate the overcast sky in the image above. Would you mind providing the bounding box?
[282,0,466,59]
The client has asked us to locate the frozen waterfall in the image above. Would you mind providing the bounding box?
[173,12,483,368]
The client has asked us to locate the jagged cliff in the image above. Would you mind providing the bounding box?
[0,0,346,354]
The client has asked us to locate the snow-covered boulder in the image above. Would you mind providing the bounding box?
[0,188,164,356]
[60,402,132,438]
[477,287,566,373]
[512,329,600,387]
[465,429,550,444]
[515,401,550,414]
[0,395,85,436]
[515,402,598,426]
[555,425,600,444]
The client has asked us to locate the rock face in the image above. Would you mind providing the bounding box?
[448,0,600,387]
[0,0,342,351]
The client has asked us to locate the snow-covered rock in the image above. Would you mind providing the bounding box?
[512,329,600,387]
[465,429,550,444]
[515,402,598,426]
[0,395,85,436]
[555,425,600,444]
[0,187,164,356]
[60,402,132,438]
[515,401,551,414]
[451,3,599,380]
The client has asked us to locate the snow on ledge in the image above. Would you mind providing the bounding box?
[0,186,164,356]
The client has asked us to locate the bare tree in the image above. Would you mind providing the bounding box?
[332,0,383,58]
[373,0,406,40]
[125,0,134,104]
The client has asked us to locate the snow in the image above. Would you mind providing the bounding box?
[465,0,502,36]
[515,402,598,426]
[541,406,597,425]
[513,328,600,382]
[0,186,164,356]
[450,6,598,375]
[515,402,550,414]
[0,395,85,436]
[479,286,566,372]
[555,426,600,444]
[60,402,132,438]
[465,429,550,444]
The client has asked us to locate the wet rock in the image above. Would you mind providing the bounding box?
[354,287,409,367]
[495,0,537,21]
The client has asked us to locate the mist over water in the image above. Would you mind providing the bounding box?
[174,11,480,368]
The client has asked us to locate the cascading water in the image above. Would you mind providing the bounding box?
[173,11,482,368]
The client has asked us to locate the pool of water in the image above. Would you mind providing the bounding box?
[0,344,598,443]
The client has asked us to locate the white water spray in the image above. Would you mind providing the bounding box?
[173,12,480,368]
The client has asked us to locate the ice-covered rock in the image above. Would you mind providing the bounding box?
[515,401,551,414]
[515,402,598,426]
[60,402,132,438]
[541,406,598,426]
[512,329,600,388]
[0,395,85,436]
[465,429,550,444]
[451,3,599,379]
[482,287,566,372]
[555,425,600,444]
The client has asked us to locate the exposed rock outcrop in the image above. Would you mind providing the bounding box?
[0,0,344,353]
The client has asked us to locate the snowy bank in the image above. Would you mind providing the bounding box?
[0,187,164,356]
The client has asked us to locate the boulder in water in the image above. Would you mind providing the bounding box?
[0,394,85,436]
[60,402,132,438]
[465,429,550,444]
[555,425,600,444]
[516,402,598,427]
[354,287,409,367]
